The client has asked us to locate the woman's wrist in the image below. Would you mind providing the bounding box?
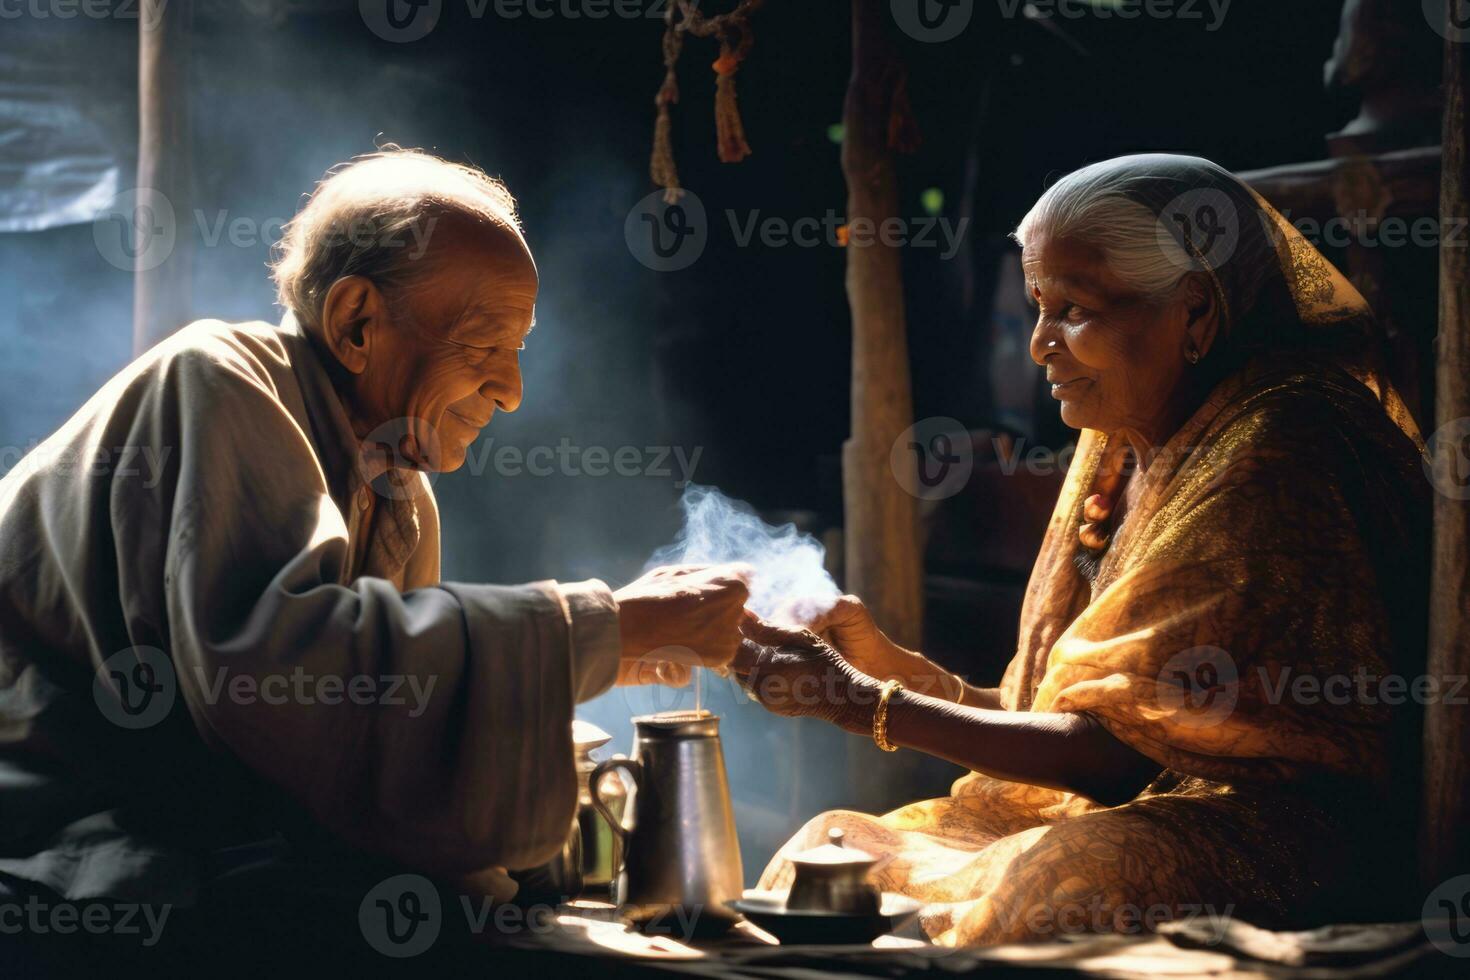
[890,649,961,702]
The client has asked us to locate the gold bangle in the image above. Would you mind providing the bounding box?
[873,679,903,752]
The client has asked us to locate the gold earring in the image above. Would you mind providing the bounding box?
[1185,346,1201,365]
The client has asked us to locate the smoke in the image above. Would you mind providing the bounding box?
[645,484,840,622]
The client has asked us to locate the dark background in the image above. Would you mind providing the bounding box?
[0,0,1408,879]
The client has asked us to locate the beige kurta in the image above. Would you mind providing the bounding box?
[0,317,621,904]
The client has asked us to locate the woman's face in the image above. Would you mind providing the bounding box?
[1024,233,1201,445]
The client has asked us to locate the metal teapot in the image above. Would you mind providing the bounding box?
[590,711,743,935]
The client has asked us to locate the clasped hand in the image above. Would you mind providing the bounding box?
[730,616,882,735]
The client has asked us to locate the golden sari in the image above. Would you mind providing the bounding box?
[758,156,1430,946]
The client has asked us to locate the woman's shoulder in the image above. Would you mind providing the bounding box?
[1211,357,1422,473]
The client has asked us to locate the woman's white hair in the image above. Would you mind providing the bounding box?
[271,147,521,332]
[1013,161,1197,301]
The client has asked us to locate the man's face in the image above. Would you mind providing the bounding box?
[353,219,538,472]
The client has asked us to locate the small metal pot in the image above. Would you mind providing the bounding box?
[784,828,881,916]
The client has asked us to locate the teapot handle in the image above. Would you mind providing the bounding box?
[589,756,639,850]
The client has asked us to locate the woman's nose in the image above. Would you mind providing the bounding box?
[1029,315,1064,366]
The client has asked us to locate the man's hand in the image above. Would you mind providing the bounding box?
[614,563,752,682]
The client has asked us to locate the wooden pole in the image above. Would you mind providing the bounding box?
[840,0,923,649]
[134,0,193,355]
[1422,12,1470,885]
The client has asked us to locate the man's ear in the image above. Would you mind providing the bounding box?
[1180,271,1221,360]
[319,276,387,375]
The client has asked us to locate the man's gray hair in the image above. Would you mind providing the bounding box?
[1013,161,1196,301]
[271,147,521,332]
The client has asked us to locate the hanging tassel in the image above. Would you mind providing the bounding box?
[713,42,752,164]
[651,72,683,202]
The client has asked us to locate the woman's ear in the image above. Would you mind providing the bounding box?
[1180,271,1221,362]
[319,276,386,375]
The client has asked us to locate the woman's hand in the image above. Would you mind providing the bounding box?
[776,595,960,700]
[731,615,882,735]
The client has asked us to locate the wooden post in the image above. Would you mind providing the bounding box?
[134,0,193,355]
[840,0,923,649]
[1422,12,1470,885]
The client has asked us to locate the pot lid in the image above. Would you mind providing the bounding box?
[790,828,877,870]
[572,719,612,752]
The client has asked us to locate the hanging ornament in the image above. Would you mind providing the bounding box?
[650,0,767,202]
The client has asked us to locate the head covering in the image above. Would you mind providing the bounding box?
[1088,153,1421,445]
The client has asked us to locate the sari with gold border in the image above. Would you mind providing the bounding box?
[757,155,1430,946]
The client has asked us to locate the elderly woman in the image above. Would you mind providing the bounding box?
[738,154,1429,945]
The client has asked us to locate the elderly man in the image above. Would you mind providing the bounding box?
[0,149,748,962]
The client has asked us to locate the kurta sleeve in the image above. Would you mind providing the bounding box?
[120,337,619,874]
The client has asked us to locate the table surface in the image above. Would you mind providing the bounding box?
[491,900,1458,979]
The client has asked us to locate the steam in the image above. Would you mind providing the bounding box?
[646,484,840,621]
